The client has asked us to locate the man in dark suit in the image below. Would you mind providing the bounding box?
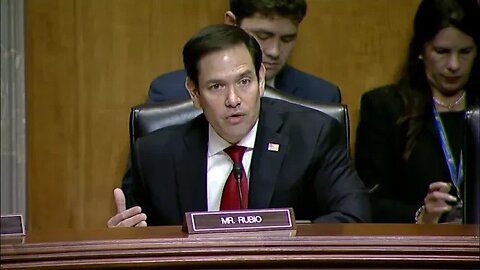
[120,0,342,199]
[107,24,368,227]
[146,0,341,104]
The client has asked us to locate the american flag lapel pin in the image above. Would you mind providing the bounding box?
[267,143,280,152]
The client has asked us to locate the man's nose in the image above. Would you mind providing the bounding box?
[263,39,281,59]
[226,86,241,107]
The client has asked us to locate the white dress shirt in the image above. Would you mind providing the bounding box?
[206,120,258,211]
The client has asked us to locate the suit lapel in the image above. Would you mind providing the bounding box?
[173,102,289,211]
[175,116,209,214]
[249,100,289,208]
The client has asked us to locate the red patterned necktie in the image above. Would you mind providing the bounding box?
[220,145,248,210]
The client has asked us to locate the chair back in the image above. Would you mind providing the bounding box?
[130,86,350,155]
[465,105,480,224]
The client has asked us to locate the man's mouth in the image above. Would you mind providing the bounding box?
[226,113,244,125]
[263,62,279,69]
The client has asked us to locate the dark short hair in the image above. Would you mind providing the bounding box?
[182,24,263,88]
[229,0,307,24]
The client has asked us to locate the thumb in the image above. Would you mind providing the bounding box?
[113,188,126,214]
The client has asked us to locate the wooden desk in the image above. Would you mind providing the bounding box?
[1,224,479,269]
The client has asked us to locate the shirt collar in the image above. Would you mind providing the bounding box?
[208,119,258,157]
[266,77,275,88]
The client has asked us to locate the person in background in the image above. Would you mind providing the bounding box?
[107,24,369,227]
[121,0,341,196]
[148,0,340,103]
[355,0,480,223]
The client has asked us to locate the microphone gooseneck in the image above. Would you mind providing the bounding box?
[233,163,244,208]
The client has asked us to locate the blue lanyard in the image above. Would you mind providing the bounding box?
[432,106,464,193]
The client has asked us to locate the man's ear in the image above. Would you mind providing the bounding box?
[185,77,201,109]
[258,64,266,96]
[224,11,237,26]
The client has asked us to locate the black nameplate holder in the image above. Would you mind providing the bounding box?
[1,214,25,236]
[183,208,296,234]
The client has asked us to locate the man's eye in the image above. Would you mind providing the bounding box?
[239,78,251,86]
[255,33,271,40]
[209,84,223,90]
[281,36,296,43]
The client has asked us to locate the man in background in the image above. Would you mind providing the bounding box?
[147,0,341,103]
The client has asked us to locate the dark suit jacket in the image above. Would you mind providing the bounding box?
[147,65,341,103]
[121,65,341,193]
[130,98,369,225]
[355,85,473,223]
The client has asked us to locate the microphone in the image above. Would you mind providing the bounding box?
[233,163,244,208]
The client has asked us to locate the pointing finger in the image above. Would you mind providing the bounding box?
[113,188,126,214]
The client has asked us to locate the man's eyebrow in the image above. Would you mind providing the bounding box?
[250,30,274,35]
[251,30,297,38]
[238,70,254,78]
[204,78,224,85]
[281,33,297,39]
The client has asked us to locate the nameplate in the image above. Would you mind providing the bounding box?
[0,214,25,236]
[183,208,296,234]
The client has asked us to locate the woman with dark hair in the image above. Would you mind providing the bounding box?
[355,0,480,223]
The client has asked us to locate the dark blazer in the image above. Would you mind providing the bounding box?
[121,65,341,192]
[130,98,369,225]
[355,85,471,223]
[147,65,341,103]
